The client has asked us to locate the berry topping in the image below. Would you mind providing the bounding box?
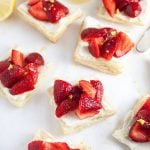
[116,0,130,11]
[25,52,44,66]
[54,80,72,105]
[102,0,116,17]
[28,1,48,21]
[0,59,11,74]
[28,140,76,150]
[42,0,69,23]
[12,49,24,67]
[28,0,40,6]
[129,122,149,142]
[100,36,118,60]
[124,2,142,18]
[54,80,103,119]
[0,65,25,88]
[79,80,96,99]
[114,32,134,57]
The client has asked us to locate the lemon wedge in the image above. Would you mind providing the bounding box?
[0,0,16,21]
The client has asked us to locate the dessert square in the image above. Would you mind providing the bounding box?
[113,95,150,149]
[29,129,90,150]
[97,0,150,26]
[0,48,49,107]
[74,16,134,75]
[17,0,83,43]
[48,79,116,134]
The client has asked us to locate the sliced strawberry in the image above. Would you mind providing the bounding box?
[0,65,25,88]
[141,98,150,110]
[114,32,134,57]
[28,0,40,6]
[124,2,142,18]
[28,141,72,150]
[79,80,96,99]
[42,0,69,23]
[129,122,149,142]
[54,80,72,105]
[70,86,82,101]
[25,52,44,66]
[90,80,104,102]
[116,0,130,11]
[55,98,79,117]
[88,39,101,58]
[10,73,35,95]
[76,93,101,119]
[137,109,150,123]
[24,63,38,74]
[28,1,48,21]
[100,36,118,60]
[0,59,11,74]
[12,49,24,67]
[102,0,116,17]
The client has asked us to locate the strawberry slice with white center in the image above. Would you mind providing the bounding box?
[79,80,96,99]
[28,1,48,21]
[12,49,24,67]
[114,32,134,57]
[76,93,102,119]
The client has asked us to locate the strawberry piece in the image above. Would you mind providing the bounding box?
[79,80,96,99]
[28,0,40,6]
[76,93,101,119]
[116,0,130,11]
[54,80,72,105]
[129,122,149,142]
[100,37,118,60]
[141,98,150,110]
[0,59,11,74]
[0,65,25,88]
[28,1,48,21]
[137,109,150,123]
[42,0,69,23]
[114,32,134,57]
[102,0,116,17]
[88,39,101,58]
[70,86,82,101]
[10,73,35,95]
[25,52,44,66]
[90,80,104,102]
[56,98,79,117]
[28,140,73,150]
[124,2,142,18]
[12,49,24,67]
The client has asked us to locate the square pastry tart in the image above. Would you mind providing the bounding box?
[17,0,83,43]
[74,16,134,75]
[113,95,150,149]
[97,0,150,26]
[0,48,47,107]
[28,129,90,150]
[48,79,116,134]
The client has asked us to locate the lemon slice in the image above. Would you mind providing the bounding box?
[0,0,16,21]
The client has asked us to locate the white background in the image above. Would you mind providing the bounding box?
[0,0,150,149]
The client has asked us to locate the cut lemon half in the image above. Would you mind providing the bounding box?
[0,0,16,21]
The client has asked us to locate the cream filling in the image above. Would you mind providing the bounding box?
[98,0,150,25]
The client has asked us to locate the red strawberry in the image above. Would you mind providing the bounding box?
[116,0,130,11]
[76,93,101,119]
[0,59,11,74]
[124,2,142,18]
[28,141,72,150]
[114,32,134,57]
[90,80,104,102]
[28,0,40,6]
[54,80,72,105]
[28,1,48,21]
[137,109,150,123]
[88,39,101,58]
[12,49,24,67]
[129,122,149,142]
[10,73,35,95]
[25,52,44,66]
[102,0,116,17]
[141,98,150,110]
[0,65,25,88]
[42,0,69,23]
[100,37,118,60]
[70,86,82,101]
[79,80,96,99]
[55,98,79,117]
